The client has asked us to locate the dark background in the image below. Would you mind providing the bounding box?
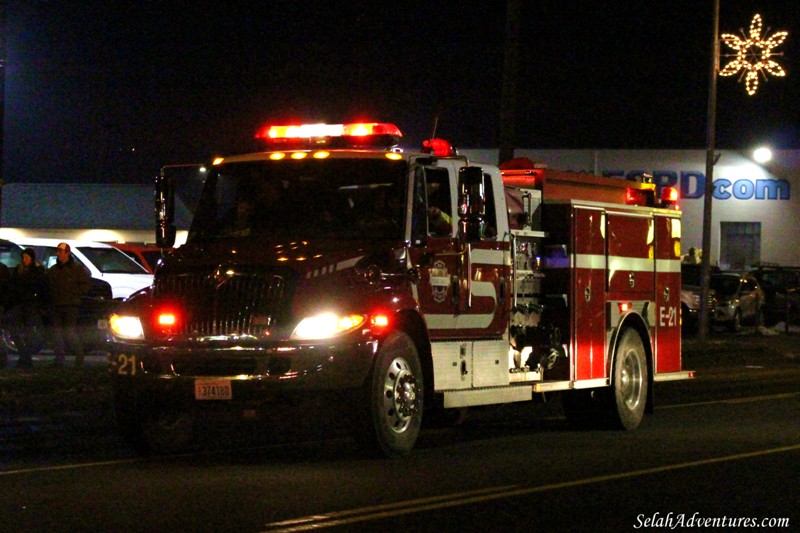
[2,0,798,184]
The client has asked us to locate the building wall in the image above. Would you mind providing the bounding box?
[0,227,188,247]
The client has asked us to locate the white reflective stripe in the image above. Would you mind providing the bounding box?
[471,248,504,265]
[305,255,364,279]
[337,256,363,270]
[574,254,679,274]
[573,254,606,270]
[656,258,681,273]
[607,255,653,273]
[427,313,495,329]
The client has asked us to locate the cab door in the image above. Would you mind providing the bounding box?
[409,163,507,339]
[406,162,462,337]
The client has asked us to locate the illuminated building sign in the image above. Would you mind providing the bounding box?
[602,170,790,201]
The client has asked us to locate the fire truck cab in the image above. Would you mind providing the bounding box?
[108,122,690,457]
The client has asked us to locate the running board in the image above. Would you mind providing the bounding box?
[654,370,695,382]
[443,386,532,408]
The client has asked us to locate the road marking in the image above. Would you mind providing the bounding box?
[660,391,800,409]
[260,442,800,532]
[0,457,144,476]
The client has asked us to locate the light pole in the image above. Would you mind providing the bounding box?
[697,6,789,342]
[0,1,6,229]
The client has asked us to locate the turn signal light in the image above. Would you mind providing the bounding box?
[154,307,181,334]
[157,313,177,326]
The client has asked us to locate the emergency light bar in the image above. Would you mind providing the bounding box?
[255,122,402,150]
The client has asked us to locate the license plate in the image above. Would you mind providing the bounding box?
[194,379,233,400]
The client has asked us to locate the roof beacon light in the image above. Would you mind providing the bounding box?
[421,138,456,157]
[255,122,402,150]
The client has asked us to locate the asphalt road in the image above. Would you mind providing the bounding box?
[0,328,798,532]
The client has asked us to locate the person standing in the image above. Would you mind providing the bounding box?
[47,242,91,367]
[10,249,48,368]
[0,262,11,368]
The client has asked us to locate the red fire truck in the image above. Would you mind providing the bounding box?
[108,122,691,457]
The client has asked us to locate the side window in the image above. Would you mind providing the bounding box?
[425,168,453,237]
[482,172,498,240]
[0,245,22,268]
[40,247,59,269]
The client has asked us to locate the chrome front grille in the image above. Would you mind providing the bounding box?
[154,270,287,337]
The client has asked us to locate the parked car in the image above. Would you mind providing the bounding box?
[750,264,800,326]
[710,272,765,332]
[0,238,24,269]
[106,242,170,274]
[680,263,720,333]
[11,238,153,300]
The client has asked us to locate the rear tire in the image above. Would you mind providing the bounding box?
[354,331,424,458]
[610,329,648,430]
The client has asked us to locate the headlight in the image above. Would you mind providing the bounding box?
[109,314,145,340]
[291,312,366,340]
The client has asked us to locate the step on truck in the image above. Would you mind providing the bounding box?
[108,122,692,457]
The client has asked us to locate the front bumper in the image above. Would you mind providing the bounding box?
[110,337,377,395]
[712,304,736,323]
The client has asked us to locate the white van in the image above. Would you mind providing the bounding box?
[13,238,154,300]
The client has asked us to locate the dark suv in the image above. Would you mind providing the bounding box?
[750,265,800,326]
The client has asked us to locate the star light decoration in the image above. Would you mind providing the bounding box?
[719,14,788,96]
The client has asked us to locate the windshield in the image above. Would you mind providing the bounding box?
[0,242,22,268]
[710,275,740,297]
[189,157,408,242]
[79,247,150,274]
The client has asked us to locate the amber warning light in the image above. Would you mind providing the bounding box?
[255,122,402,149]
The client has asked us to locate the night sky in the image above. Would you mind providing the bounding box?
[3,1,798,184]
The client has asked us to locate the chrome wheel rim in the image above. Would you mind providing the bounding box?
[382,356,418,434]
[620,350,643,410]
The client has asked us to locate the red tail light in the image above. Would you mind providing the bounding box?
[661,186,679,206]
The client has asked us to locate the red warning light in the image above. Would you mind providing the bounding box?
[421,138,456,157]
[254,122,402,149]
[154,306,181,334]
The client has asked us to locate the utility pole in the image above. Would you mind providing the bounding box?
[498,0,521,165]
[698,0,720,342]
[0,1,6,229]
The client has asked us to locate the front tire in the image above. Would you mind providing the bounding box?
[113,383,195,455]
[729,308,743,332]
[610,329,648,430]
[355,331,424,458]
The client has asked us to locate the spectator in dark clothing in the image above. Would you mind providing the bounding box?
[47,242,91,367]
[10,248,48,368]
[0,262,11,368]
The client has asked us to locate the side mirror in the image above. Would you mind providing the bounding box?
[155,170,177,248]
[458,167,485,243]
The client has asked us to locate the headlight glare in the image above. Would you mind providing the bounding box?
[291,312,366,340]
[109,314,145,340]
